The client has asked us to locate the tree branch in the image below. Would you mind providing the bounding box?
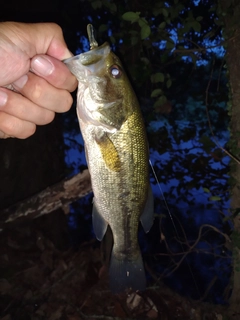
[0,169,92,224]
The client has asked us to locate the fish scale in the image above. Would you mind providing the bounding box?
[64,24,154,293]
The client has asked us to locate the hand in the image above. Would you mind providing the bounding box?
[0,22,77,139]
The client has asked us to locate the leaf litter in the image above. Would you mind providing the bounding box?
[0,211,225,320]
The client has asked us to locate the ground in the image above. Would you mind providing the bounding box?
[0,210,226,320]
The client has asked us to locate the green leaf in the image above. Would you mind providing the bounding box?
[109,3,117,12]
[110,36,116,44]
[140,57,150,65]
[214,18,223,26]
[204,29,215,38]
[166,39,175,49]
[166,79,172,88]
[162,8,168,17]
[209,196,221,201]
[199,135,215,152]
[209,4,216,12]
[141,25,151,39]
[189,53,197,66]
[138,17,148,27]
[153,8,162,16]
[131,36,139,46]
[129,30,138,36]
[191,21,201,32]
[91,0,102,9]
[99,24,108,33]
[122,12,140,23]
[102,0,117,12]
[232,231,240,248]
[154,95,167,108]
[159,22,166,29]
[151,72,165,83]
[181,22,191,34]
[196,16,203,22]
[151,89,163,98]
[203,188,210,193]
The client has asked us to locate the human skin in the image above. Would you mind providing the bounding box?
[0,22,77,139]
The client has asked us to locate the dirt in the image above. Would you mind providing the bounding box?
[0,210,226,320]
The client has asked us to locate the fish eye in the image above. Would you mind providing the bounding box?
[110,65,122,79]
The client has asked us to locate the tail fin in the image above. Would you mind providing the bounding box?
[109,249,146,294]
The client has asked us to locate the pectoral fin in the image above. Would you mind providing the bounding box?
[140,184,154,233]
[95,133,121,172]
[84,145,89,165]
[92,199,108,240]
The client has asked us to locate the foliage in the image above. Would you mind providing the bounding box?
[61,0,232,304]
[84,0,222,108]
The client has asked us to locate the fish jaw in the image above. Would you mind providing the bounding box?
[64,43,111,80]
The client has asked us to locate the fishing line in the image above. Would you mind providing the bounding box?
[149,159,177,233]
[149,159,201,298]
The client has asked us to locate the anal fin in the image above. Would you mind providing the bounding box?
[92,199,108,241]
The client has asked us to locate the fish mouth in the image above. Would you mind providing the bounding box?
[63,43,110,65]
[79,43,110,66]
[63,43,111,80]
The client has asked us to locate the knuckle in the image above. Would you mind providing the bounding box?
[50,22,63,35]
[68,77,78,92]
[30,79,45,100]
[0,114,16,135]
[64,94,73,112]
[54,92,73,113]
[0,130,10,139]
[24,125,36,139]
[19,124,36,139]
[45,111,55,124]
[0,112,36,139]
[50,67,77,91]
[51,70,74,89]
[61,92,73,112]
[52,77,65,88]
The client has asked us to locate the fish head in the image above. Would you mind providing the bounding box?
[64,43,137,132]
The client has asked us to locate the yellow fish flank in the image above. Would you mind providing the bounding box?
[64,25,154,293]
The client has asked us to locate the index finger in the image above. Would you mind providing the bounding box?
[31,54,77,92]
[0,22,72,60]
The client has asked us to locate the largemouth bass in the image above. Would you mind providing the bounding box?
[64,25,154,293]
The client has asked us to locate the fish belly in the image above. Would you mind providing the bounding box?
[81,113,149,292]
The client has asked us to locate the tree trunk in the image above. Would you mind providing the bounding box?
[219,0,240,315]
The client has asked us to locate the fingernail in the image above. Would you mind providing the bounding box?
[31,56,54,76]
[0,90,8,107]
[12,74,28,89]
